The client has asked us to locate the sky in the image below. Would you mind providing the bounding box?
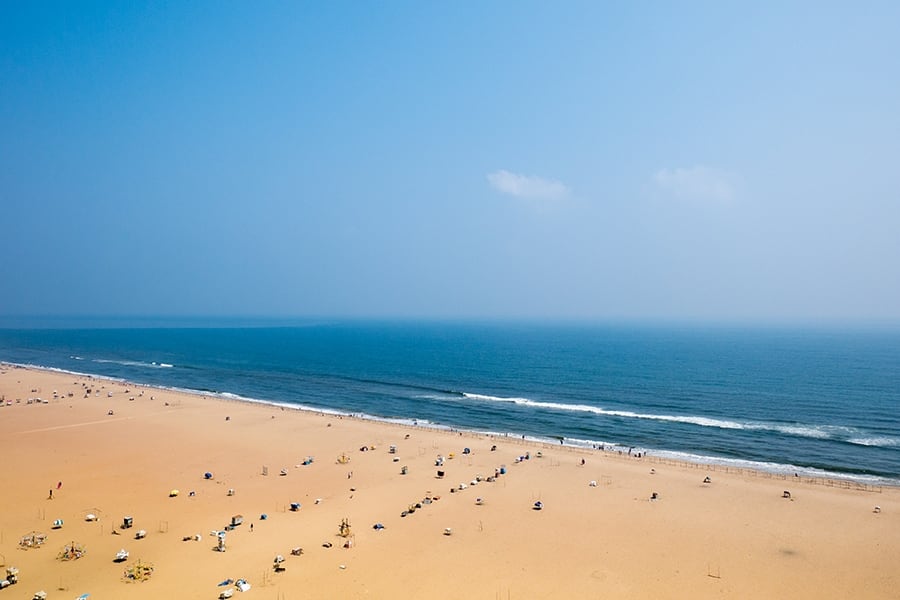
[1,2,899,323]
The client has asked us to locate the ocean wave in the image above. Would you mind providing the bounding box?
[459,392,893,448]
[92,358,174,369]
[847,437,900,447]
[463,392,534,404]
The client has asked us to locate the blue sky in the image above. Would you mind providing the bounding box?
[2,2,898,322]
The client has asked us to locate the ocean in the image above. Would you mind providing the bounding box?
[1,320,898,485]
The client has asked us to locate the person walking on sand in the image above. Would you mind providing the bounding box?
[57,481,62,490]
[49,489,53,499]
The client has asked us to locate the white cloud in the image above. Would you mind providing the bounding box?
[487,170,569,200]
[653,165,737,203]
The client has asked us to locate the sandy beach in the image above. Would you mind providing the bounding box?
[1,364,898,599]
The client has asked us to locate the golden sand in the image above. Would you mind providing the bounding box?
[1,365,898,599]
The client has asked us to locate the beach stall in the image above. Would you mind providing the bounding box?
[230,515,243,527]
[122,559,154,582]
[122,516,133,529]
[1,566,19,587]
[18,532,47,550]
[57,542,86,561]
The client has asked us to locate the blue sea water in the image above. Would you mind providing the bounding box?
[1,320,898,484]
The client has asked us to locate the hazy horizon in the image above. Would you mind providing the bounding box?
[3,3,898,322]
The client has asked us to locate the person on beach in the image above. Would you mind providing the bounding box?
[49,489,53,499]
[57,481,62,489]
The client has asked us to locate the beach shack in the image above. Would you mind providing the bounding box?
[122,516,133,529]
[231,515,243,527]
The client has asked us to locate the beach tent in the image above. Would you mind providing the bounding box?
[204,472,213,480]
[169,489,179,497]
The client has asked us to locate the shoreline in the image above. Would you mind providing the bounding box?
[2,363,898,599]
[3,360,894,489]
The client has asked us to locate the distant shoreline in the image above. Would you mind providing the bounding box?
[4,360,892,490]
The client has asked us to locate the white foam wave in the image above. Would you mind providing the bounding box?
[463,392,746,429]
[848,437,900,447]
[93,358,174,369]
[459,391,885,445]
[463,392,533,403]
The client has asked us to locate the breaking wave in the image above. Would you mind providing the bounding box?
[459,392,894,448]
